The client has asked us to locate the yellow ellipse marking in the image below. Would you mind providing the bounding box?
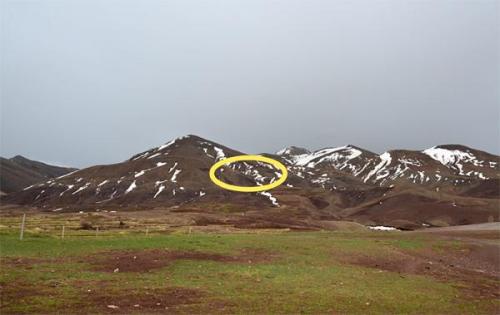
[209,155,288,192]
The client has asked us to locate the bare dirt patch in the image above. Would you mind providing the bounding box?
[413,223,500,242]
[1,257,47,268]
[70,279,233,314]
[0,280,49,312]
[339,244,500,299]
[79,286,204,314]
[84,248,277,273]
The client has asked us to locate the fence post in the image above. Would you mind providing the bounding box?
[146,226,149,236]
[61,225,65,240]
[19,213,26,240]
[96,226,99,237]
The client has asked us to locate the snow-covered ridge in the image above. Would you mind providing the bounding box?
[276,148,290,156]
[279,145,364,168]
[280,143,497,187]
[16,135,498,208]
[297,146,363,168]
[276,146,311,164]
[423,146,491,178]
[424,147,477,172]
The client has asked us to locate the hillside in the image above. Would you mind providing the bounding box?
[3,135,499,229]
[0,156,77,194]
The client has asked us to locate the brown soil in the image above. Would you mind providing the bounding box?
[343,192,500,228]
[1,257,48,268]
[340,243,500,299]
[78,286,205,314]
[1,278,231,314]
[84,248,278,273]
[0,280,47,310]
[412,223,500,241]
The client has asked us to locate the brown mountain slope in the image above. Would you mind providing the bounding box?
[277,144,499,192]
[3,135,498,229]
[459,179,500,199]
[3,135,317,210]
[0,156,77,194]
[337,187,499,229]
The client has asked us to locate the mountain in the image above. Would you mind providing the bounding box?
[277,144,499,191]
[0,155,77,194]
[3,135,303,209]
[3,135,499,229]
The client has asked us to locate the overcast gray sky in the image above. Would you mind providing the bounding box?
[1,0,499,168]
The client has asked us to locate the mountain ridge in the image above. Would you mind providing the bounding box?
[2,135,498,229]
[0,155,77,194]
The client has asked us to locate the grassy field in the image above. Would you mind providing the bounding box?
[0,216,499,314]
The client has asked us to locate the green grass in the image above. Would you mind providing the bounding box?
[0,230,497,314]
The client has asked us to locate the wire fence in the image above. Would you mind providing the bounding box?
[1,213,192,239]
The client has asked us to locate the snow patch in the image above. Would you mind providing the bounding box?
[368,226,399,231]
[34,190,45,200]
[72,183,90,195]
[169,162,178,173]
[363,152,392,183]
[153,185,165,198]
[98,180,109,187]
[147,153,161,159]
[56,170,79,179]
[295,146,362,167]
[132,152,150,160]
[59,185,75,196]
[277,147,311,163]
[259,191,279,206]
[171,169,181,182]
[134,170,146,178]
[23,184,36,191]
[213,147,226,161]
[157,139,175,151]
[125,181,137,194]
[423,147,484,177]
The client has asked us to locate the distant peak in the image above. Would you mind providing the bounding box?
[276,146,311,156]
[155,135,195,151]
[11,155,28,161]
[10,155,34,164]
[8,155,76,169]
[432,144,473,152]
[344,144,362,151]
[179,134,201,141]
[166,134,218,145]
[171,135,231,148]
[343,145,378,155]
[130,134,231,161]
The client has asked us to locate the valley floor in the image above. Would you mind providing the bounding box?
[0,213,499,314]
